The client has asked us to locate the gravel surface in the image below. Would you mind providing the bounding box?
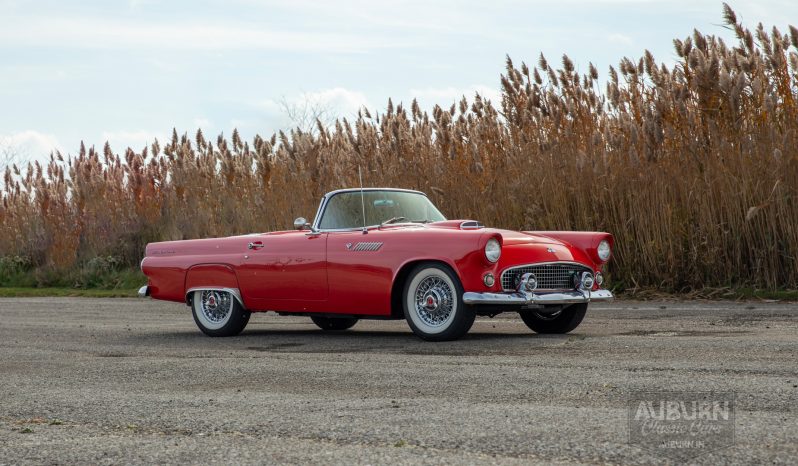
[0,298,796,465]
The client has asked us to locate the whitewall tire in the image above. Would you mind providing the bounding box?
[403,263,475,341]
[191,290,251,337]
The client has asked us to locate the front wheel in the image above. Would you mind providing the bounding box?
[191,290,251,337]
[403,263,475,341]
[519,303,587,334]
[311,316,358,331]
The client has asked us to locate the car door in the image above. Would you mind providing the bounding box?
[237,231,328,308]
[325,229,395,315]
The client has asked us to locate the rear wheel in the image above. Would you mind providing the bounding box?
[191,290,250,337]
[311,316,358,331]
[403,263,475,341]
[520,303,587,334]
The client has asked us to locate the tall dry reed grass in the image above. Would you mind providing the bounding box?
[1,5,797,291]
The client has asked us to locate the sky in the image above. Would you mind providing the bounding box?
[1,0,796,163]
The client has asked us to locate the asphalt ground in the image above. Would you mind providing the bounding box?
[0,297,796,465]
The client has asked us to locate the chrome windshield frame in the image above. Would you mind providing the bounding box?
[311,188,442,232]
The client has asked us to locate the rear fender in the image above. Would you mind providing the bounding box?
[184,264,245,308]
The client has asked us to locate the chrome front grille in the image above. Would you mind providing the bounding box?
[501,262,592,291]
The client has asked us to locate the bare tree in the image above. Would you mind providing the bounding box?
[0,137,23,173]
[278,94,334,134]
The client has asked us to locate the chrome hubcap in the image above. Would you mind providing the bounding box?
[201,290,232,323]
[415,276,454,326]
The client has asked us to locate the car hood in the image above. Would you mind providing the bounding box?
[426,221,568,246]
[491,229,567,246]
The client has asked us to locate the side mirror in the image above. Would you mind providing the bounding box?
[294,217,310,230]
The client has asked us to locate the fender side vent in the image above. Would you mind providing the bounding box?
[353,242,383,251]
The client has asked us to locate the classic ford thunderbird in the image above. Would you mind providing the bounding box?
[139,188,613,340]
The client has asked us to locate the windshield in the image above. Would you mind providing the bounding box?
[318,190,446,230]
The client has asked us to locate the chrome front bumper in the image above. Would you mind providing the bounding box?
[462,289,613,306]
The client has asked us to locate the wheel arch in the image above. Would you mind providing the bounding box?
[390,259,462,318]
[184,264,245,308]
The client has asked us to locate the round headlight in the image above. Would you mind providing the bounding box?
[597,240,611,262]
[485,238,501,263]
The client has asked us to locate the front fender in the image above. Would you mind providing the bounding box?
[525,231,613,268]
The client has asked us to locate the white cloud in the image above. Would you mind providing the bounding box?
[608,33,634,45]
[301,88,371,117]
[0,130,62,167]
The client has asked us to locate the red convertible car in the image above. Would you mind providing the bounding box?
[139,188,613,341]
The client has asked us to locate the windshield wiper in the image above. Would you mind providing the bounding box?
[380,216,407,226]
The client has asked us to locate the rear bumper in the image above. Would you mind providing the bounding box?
[462,289,613,306]
[138,285,149,298]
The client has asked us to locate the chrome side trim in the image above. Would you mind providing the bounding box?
[311,194,327,231]
[185,287,245,308]
[138,285,149,298]
[323,187,425,198]
[462,289,614,306]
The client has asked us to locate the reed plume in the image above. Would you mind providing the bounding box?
[1,5,796,292]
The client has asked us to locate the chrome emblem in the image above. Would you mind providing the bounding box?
[346,243,353,250]
[547,247,555,253]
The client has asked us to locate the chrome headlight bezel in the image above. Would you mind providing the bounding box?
[485,238,501,263]
[580,271,595,290]
[525,273,538,292]
[597,240,611,262]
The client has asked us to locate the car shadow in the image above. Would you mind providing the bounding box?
[134,327,571,357]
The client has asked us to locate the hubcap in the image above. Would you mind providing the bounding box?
[423,289,442,311]
[201,290,232,324]
[414,276,454,327]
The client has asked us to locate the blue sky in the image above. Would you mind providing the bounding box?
[1,0,796,162]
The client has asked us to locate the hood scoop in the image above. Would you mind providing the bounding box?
[428,219,485,229]
[459,220,484,230]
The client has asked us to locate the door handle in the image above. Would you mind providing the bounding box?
[248,241,264,250]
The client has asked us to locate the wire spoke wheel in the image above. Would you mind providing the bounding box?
[414,276,455,327]
[200,290,233,324]
[191,289,250,336]
[403,263,475,341]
